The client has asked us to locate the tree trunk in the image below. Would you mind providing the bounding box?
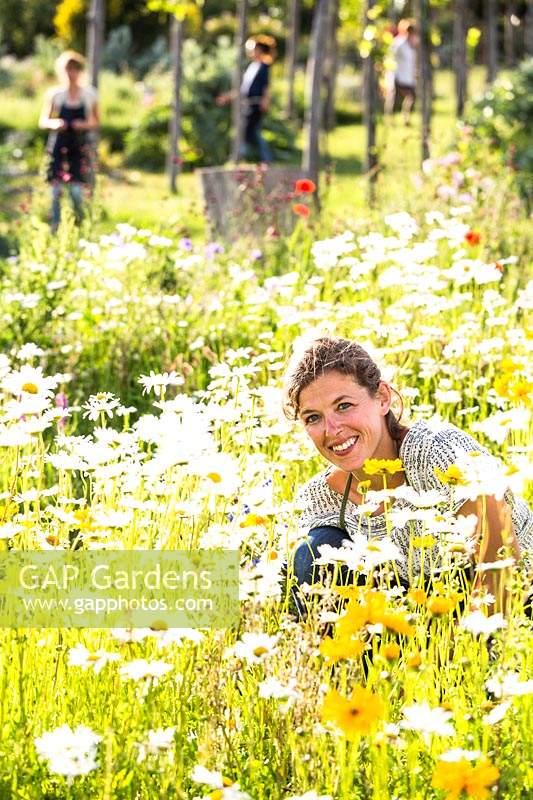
[526,0,533,57]
[168,15,183,195]
[302,0,330,188]
[285,0,301,120]
[86,0,105,89]
[231,0,249,163]
[453,0,468,118]
[415,0,431,164]
[486,0,498,84]
[362,0,378,201]
[324,0,340,132]
[504,1,517,67]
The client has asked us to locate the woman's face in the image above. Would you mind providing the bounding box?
[65,62,82,83]
[298,370,394,472]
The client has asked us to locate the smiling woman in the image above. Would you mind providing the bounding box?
[282,336,533,608]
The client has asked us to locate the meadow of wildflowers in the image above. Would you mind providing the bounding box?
[0,152,531,798]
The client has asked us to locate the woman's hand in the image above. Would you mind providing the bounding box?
[45,118,67,131]
[216,91,234,106]
[260,89,270,113]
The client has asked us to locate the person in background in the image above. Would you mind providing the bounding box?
[217,35,276,164]
[385,20,418,124]
[39,50,99,231]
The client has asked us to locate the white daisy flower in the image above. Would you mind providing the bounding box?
[35,724,101,777]
[400,702,455,740]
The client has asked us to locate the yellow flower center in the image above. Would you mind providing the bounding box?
[150,620,168,631]
[21,382,39,394]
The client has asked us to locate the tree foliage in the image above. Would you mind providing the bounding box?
[464,57,533,202]
[54,0,85,47]
[0,0,60,57]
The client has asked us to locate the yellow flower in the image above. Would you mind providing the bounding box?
[465,760,501,798]
[432,757,499,799]
[149,619,168,632]
[209,781,235,800]
[72,508,99,533]
[336,601,370,637]
[407,588,427,605]
[363,458,405,476]
[412,534,436,548]
[427,592,461,616]
[500,358,521,373]
[494,369,532,405]
[321,686,384,739]
[434,464,467,486]
[239,513,268,528]
[493,376,510,397]
[336,591,414,637]
[333,585,364,600]
[407,651,422,668]
[509,380,532,404]
[319,635,366,662]
[0,502,18,521]
[382,642,401,661]
[376,610,414,637]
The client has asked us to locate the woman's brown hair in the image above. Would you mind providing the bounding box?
[282,336,408,446]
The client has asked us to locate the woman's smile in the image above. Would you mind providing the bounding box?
[329,435,359,455]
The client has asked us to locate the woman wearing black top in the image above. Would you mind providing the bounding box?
[39,51,99,231]
[218,36,276,164]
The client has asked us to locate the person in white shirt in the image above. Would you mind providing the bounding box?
[39,51,99,231]
[385,23,418,123]
[217,36,275,163]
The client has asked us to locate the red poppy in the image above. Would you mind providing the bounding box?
[294,178,317,195]
[465,230,481,245]
[293,203,310,218]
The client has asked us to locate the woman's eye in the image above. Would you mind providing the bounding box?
[338,402,352,411]
[304,414,319,425]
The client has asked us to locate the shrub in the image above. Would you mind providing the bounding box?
[124,38,296,170]
[463,59,533,203]
[123,104,169,170]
